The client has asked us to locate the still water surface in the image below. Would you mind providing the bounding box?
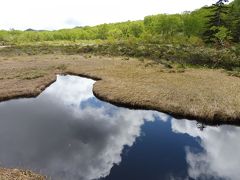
[0,75,240,180]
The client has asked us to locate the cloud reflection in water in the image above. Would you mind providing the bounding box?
[0,75,163,179]
[0,75,239,180]
[172,120,240,180]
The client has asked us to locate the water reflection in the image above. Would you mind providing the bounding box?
[0,75,239,180]
[0,75,161,179]
[172,120,240,180]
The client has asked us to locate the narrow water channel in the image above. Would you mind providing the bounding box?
[0,75,239,180]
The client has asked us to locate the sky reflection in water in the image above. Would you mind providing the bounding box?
[0,75,239,180]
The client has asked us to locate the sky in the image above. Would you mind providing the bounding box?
[0,0,233,30]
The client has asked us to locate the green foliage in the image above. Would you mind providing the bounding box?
[211,26,232,45]
[0,0,239,72]
[0,0,238,47]
[0,1,236,47]
[182,13,201,37]
[229,0,240,42]
[129,22,144,38]
[96,24,109,40]
[144,14,183,37]
[203,0,230,43]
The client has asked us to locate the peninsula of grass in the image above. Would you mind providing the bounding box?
[0,49,240,125]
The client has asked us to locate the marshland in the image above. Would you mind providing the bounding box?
[0,0,240,179]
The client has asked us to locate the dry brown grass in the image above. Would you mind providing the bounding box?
[0,168,45,180]
[0,54,240,125]
[0,53,240,178]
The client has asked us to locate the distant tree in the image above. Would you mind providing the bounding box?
[233,18,240,42]
[119,24,130,38]
[144,14,183,38]
[107,28,123,40]
[96,24,109,40]
[211,26,232,46]
[129,22,144,38]
[183,13,202,37]
[230,0,240,42]
[203,0,230,44]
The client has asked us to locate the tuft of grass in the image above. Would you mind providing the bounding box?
[55,64,67,71]
[83,54,92,59]
[227,67,240,78]
[121,57,130,61]
[175,63,186,69]
[138,57,145,62]
[18,70,46,80]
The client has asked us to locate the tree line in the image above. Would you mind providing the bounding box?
[0,0,239,46]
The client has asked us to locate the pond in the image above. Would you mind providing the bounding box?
[0,75,239,180]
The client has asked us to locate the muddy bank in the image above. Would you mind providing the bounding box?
[0,54,240,125]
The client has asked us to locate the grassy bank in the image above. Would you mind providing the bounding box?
[0,53,240,125]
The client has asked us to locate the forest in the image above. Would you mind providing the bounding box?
[0,0,239,71]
